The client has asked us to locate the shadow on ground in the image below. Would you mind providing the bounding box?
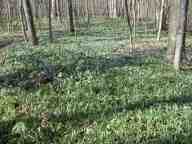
[1,95,192,143]
[43,94,192,143]
[0,50,160,90]
[0,120,15,144]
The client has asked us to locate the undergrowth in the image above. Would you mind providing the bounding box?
[0,18,192,144]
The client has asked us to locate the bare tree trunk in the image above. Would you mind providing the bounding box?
[22,0,38,45]
[85,0,91,27]
[51,0,56,18]
[19,0,28,42]
[132,0,137,39]
[67,0,75,32]
[57,0,62,23]
[174,0,189,70]
[157,0,165,41]
[7,0,12,32]
[48,0,53,42]
[109,0,117,18]
[124,0,134,51]
[167,0,180,63]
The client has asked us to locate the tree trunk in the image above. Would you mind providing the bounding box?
[19,0,28,42]
[124,0,134,50]
[7,0,12,32]
[157,0,165,41]
[67,0,75,32]
[57,0,62,23]
[48,0,53,42]
[167,0,180,63]
[132,0,137,39]
[174,0,189,70]
[109,0,117,18]
[22,0,38,45]
[51,0,56,18]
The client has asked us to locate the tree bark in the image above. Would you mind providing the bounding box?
[67,0,75,32]
[124,0,134,50]
[48,0,53,42]
[167,0,180,63]
[51,0,56,18]
[157,0,165,41]
[19,0,28,42]
[174,0,189,70]
[109,0,117,18]
[7,0,12,32]
[22,0,38,45]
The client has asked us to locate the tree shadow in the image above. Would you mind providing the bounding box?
[0,40,14,49]
[112,95,192,114]
[0,116,57,143]
[48,95,192,123]
[0,120,15,144]
[46,95,192,143]
[39,30,129,43]
[151,134,192,144]
[1,95,192,143]
[0,49,160,90]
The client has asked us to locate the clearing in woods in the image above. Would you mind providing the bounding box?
[0,18,192,143]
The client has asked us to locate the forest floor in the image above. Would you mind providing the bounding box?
[0,18,192,143]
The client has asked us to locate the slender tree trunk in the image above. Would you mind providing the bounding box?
[174,0,189,70]
[67,0,75,32]
[86,0,90,27]
[7,0,12,32]
[57,0,62,23]
[109,0,117,18]
[19,0,28,42]
[132,0,137,39]
[22,0,38,45]
[124,0,134,50]
[157,0,165,41]
[51,0,56,18]
[48,0,53,42]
